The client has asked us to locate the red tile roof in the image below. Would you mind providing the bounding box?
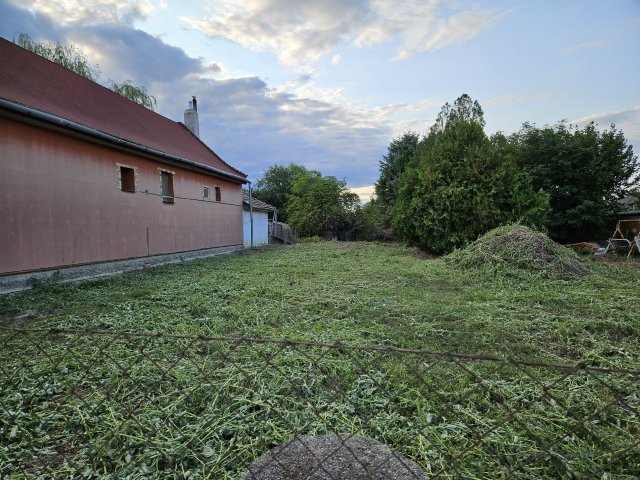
[0,37,245,179]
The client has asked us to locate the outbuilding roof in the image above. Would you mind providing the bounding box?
[243,192,277,212]
[0,37,245,181]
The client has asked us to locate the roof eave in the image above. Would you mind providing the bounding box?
[0,97,248,184]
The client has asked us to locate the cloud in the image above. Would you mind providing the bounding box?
[0,0,60,40]
[183,0,366,67]
[68,24,202,84]
[271,72,348,104]
[331,53,342,65]
[357,3,506,61]
[570,106,640,155]
[561,39,608,54]
[183,0,507,67]
[203,62,222,75]
[413,7,504,54]
[348,185,376,202]
[291,73,313,85]
[486,91,554,106]
[570,105,640,124]
[1,0,395,186]
[7,0,154,26]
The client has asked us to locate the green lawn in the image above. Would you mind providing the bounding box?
[1,242,639,478]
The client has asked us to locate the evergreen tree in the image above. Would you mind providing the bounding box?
[393,95,547,253]
[375,132,419,225]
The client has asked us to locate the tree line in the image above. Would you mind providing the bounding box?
[255,94,638,250]
[376,94,638,252]
[251,164,381,239]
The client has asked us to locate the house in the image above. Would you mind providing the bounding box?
[0,37,248,292]
[243,193,277,247]
[620,195,638,211]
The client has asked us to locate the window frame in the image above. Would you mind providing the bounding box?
[159,169,175,204]
[116,163,137,193]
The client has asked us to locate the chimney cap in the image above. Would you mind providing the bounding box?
[192,96,198,112]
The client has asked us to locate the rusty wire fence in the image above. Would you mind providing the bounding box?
[0,325,638,479]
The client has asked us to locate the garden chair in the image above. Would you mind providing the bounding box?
[604,220,640,258]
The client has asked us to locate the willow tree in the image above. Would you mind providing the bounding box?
[15,33,156,110]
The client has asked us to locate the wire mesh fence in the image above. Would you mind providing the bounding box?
[1,325,638,479]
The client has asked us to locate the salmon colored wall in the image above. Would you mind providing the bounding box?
[0,117,244,274]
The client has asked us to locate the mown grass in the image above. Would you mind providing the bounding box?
[2,242,638,365]
[1,242,639,478]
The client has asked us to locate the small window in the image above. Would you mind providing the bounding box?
[203,186,210,199]
[161,171,174,203]
[215,186,221,202]
[120,166,135,193]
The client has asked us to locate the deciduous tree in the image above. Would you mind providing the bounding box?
[252,163,313,222]
[510,122,638,242]
[287,173,359,238]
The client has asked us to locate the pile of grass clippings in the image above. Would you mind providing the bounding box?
[445,224,589,279]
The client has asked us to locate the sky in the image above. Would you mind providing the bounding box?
[1,0,639,201]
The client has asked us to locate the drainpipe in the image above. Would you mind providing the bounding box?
[248,182,254,248]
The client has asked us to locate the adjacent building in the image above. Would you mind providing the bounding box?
[0,38,248,290]
[242,193,277,247]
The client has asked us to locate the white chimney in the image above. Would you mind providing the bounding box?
[184,96,200,138]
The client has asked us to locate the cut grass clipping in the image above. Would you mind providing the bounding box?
[445,224,589,279]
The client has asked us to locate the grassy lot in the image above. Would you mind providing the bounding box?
[2,241,639,364]
[1,242,639,478]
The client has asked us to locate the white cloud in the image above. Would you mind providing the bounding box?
[270,72,348,103]
[149,65,397,185]
[570,105,640,125]
[570,106,640,149]
[182,0,507,67]
[348,185,376,203]
[331,53,342,65]
[9,0,154,26]
[561,39,608,54]
[415,7,503,55]
[183,0,365,67]
[203,62,223,76]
